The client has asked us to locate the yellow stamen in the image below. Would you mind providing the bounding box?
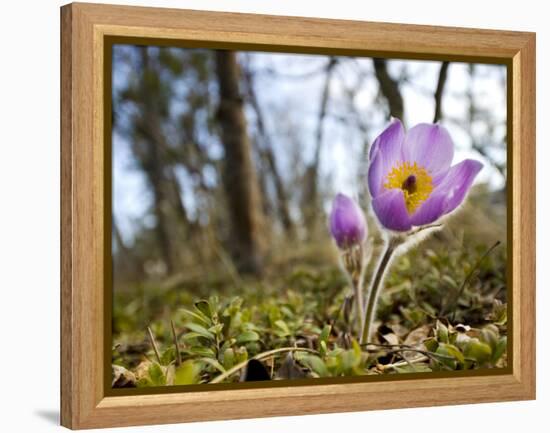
[384,162,433,213]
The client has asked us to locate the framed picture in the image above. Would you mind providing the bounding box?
[60,2,536,429]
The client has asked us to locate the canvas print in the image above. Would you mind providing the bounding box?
[111,45,508,389]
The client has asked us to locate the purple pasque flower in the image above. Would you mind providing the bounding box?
[330,193,367,249]
[368,119,483,232]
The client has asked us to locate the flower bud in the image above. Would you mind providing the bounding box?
[329,193,367,249]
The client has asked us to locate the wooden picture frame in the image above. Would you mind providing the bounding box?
[61,2,536,429]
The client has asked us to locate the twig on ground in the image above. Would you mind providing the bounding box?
[210,347,318,384]
[146,326,162,364]
[449,240,501,321]
[170,320,182,366]
[382,355,428,372]
[362,342,458,371]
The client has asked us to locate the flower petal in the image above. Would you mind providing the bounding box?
[368,150,384,198]
[369,118,405,160]
[368,119,405,197]
[402,123,454,175]
[372,189,412,232]
[410,159,483,226]
[408,193,447,227]
[439,159,484,214]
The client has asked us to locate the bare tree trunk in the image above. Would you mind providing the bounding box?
[215,50,264,275]
[242,64,294,237]
[373,58,404,121]
[433,61,450,123]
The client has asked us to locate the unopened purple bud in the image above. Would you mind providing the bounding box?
[329,193,367,249]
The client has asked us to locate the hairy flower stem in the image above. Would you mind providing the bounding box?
[342,270,364,336]
[342,244,366,334]
[352,274,364,334]
[360,237,401,345]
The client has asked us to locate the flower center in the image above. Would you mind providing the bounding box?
[402,174,417,194]
[384,162,433,213]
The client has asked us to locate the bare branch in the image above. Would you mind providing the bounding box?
[433,61,450,123]
[373,58,404,121]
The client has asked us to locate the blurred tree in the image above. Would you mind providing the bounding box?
[242,61,295,238]
[129,47,182,274]
[302,57,338,234]
[215,50,265,274]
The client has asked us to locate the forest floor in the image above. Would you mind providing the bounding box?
[112,189,508,388]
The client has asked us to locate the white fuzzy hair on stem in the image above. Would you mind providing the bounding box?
[360,224,442,345]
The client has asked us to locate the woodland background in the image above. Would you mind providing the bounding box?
[111,46,508,386]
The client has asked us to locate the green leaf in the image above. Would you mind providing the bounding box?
[208,323,224,335]
[195,300,212,319]
[464,339,492,365]
[148,362,166,386]
[174,361,200,385]
[200,357,226,373]
[442,275,458,289]
[480,325,499,350]
[274,320,290,336]
[182,332,208,342]
[235,346,248,364]
[184,322,215,340]
[319,340,328,357]
[341,346,361,371]
[160,347,175,365]
[180,307,211,326]
[165,364,176,385]
[351,339,362,358]
[280,306,294,318]
[236,331,260,344]
[320,324,331,344]
[491,337,507,364]
[182,346,216,358]
[423,337,439,353]
[436,320,449,343]
[208,295,220,316]
[299,355,329,377]
[223,348,235,370]
[434,343,464,370]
